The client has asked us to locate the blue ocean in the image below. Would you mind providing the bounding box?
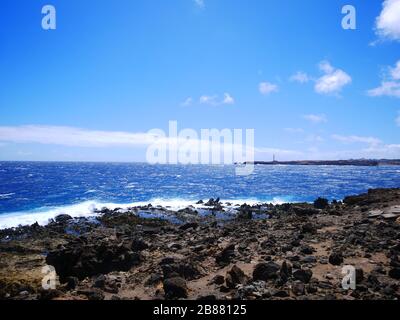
[1,161,400,228]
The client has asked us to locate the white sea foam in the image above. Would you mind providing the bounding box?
[0,197,289,229]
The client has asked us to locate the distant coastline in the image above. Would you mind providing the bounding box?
[242,159,400,166]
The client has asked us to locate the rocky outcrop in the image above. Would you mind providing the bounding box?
[46,237,141,281]
[1,188,400,301]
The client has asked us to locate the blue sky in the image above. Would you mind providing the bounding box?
[0,0,400,162]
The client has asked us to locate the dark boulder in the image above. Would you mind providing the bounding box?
[293,207,320,216]
[253,262,280,281]
[216,244,235,265]
[179,222,199,231]
[237,204,253,220]
[226,265,247,289]
[66,276,79,290]
[301,223,317,234]
[163,277,188,299]
[160,259,202,280]
[388,268,400,280]
[145,274,163,287]
[205,198,220,206]
[313,197,329,209]
[54,214,73,223]
[356,268,364,283]
[38,289,63,300]
[46,239,141,281]
[131,238,149,251]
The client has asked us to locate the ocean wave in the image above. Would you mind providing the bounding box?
[0,193,15,200]
[0,197,289,229]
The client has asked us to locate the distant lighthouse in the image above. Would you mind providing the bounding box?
[273,154,276,162]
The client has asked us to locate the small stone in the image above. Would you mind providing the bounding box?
[388,268,400,280]
[292,281,306,296]
[329,252,344,266]
[273,290,289,297]
[211,275,225,285]
[300,245,314,255]
[280,261,292,280]
[197,295,217,300]
[216,244,235,265]
[301,223,317,234]
[306,283,318,294]
[131,238,149,251]
[293,269,313,283]
[301,256,317,264]
[93,274,106,289]
[66,276,79,290]
[78,289,105,301]
[356,268,364,283]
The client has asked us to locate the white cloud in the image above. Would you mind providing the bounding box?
[222,93,235,105]
[284,128,304,133]
[303,114,328,124]
[362,143,400,158]
[199,93,235,106]
[199,95,217,105]
[290,72,310,84]
[0,125,305,163]
[375,0,400,41]
[390,60,400,80]
[254,147,302,157]
[194,0,205,8]
[0,125,156,148]
[306,145,400,160]
[331,134,382,146]
[319,61,335,74]
[259,82,279,95]
[368,81,400,97]
[181,97,193,107]
[368,60,400,98]
[306,135,324,143]
[314,61,352,95]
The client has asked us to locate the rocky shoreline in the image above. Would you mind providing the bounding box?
[1,188,400,300]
